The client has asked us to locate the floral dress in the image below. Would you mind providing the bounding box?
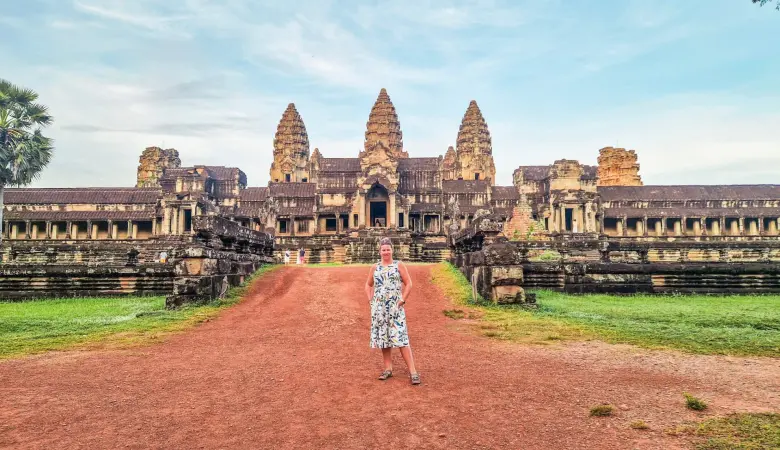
[370,260,410,348]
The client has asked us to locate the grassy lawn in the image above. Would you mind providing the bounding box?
[0,265,278,360]
[432,263,780,357]
[671,413,780,449]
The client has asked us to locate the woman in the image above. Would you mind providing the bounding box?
[365,237,421,385]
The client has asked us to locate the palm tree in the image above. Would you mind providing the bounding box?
[0,79,54,242]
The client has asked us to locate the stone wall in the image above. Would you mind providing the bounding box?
[0,216,275,304]
[596,147,642,186]
[273,230,450,264]
[474,238,780,294]
[0,238,185,300]
[165,216,274,308]
[449,210,530,304]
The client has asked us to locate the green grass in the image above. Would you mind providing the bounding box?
[431,262,780,357]
[673,413,780,449]
[0,265,279,360]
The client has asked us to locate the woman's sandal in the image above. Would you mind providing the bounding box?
[378,370,393,381]
[410,373,421,385]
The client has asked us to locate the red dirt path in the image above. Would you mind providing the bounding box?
[1,265,778,449]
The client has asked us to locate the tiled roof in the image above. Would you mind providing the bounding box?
[604,207,780,219]
[268,182,317,197]
[515,165,597,182]
[4,188,161,205]
[234,206,263,218]
[320,158,360,172]
[161,167,208,180]
[240,187,268,202]
[599,185,780,202]
[491,186,519,200]
[4,210,156,221]
[317,205,352,214]
[410,203,443,213]
[204,166,245,183]
[277,206,315,217]
[581,165,598,180]
[398,158,440,171]
[515,166,549,181]
[442,180,490,194]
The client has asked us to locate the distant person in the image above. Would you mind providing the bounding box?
[298,248,305,264]
[158,251,168,263]
[284,249,291,264]
[364,237,420,385]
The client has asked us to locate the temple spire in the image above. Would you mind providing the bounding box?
[270,103,311,183]
[364,88,407,158]
[455,100,496,183]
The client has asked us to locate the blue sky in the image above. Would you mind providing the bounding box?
[3,0,779,187]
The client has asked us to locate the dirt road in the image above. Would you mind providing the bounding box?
[1,266,778,449]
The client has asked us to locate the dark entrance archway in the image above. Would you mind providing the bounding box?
[367,183,389,228]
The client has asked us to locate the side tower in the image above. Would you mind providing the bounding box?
[270,103,311,183]
[596,146,642,186]
[456,100,496,184]
[136,146,181,188]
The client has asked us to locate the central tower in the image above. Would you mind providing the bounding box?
[456,100,496,184]
[270,103,310,183]
[363,88,408,159]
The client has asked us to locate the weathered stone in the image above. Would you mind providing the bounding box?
[136,146,181,188]
[270,103,310,183]
[456,100,495,183]
[596,147,642,186]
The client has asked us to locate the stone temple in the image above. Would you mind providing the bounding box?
[4,88,780,266]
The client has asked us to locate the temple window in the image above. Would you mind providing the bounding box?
[474,173,480,180]
[398,213,405,228]
[353,214,359,227]
[285,174,291,182]
[278,219,289,234]
[325,218,337,232]
[183,209,193,232]
[297,220,309,233]
[302,178,308,182]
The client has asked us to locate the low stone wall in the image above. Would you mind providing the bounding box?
[449,211,531,304]
[273,231,451,264]
[0,264,174,300]
[0,216,275,304]
[165,216,274,308]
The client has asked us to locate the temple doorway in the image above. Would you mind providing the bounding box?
[367,184,389,228]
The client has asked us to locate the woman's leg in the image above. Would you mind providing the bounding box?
[399,346,417,374]
[382,348,393,371]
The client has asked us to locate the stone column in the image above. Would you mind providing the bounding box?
[758,217,765,236]
[91,222,98,239]
[681,216,688,236]
[693,219,701,236]
[389,194,396,228]
[719,217,726,236]
[178,209,186,235]
[730,219,739,236]
[616,218,623,236]
[31,223,38,240]
[162,208,171,235]
[654,219,662,236]
[739,217,745,236]
[673,219,682,236]
[2,221,8,239]
[290,217,296,236]
[69,222,76,239]
[749,218,758,236]
[127,220,133,239]
[357,194,366,227]
[25,220,31,239]
[132,222,138,239]
[108,220,115,239]
[560,204,566,232]
[642,216,648,237]
[768,218,778,235]
[700,217,707,236]
[45,221,52,239]
[712,219,720,236]
[51,223,58,240]
[11,223,18,239]
[621,216,628,237]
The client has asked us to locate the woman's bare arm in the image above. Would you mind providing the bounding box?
[399,262,413,305]
[365,264,376,301]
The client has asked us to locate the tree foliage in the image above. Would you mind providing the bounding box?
[753,0,780,10]
[0,79,55,239]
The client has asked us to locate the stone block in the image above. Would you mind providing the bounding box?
[492,285,526,304]
[490,265,523,285]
